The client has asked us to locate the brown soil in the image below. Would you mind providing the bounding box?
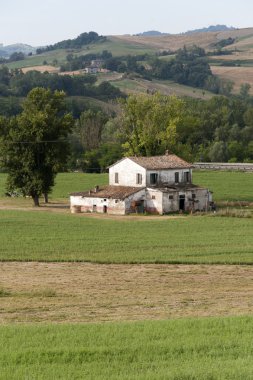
[1,263,253,323]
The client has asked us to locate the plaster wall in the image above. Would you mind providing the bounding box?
[146,169,192,186]
[109,158,146,187]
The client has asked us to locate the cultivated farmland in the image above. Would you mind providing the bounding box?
[1,170,253,379]
[1,317,253,379]
[0,210,253,263]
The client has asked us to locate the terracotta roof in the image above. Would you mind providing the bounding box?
[70,186,145,200]
[128,154,193,170]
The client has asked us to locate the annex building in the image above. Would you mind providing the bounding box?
[70,153,212,215]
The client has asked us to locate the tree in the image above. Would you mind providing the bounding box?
[1,88,74,206]
[78,110,109,151]
[120,93,184,156]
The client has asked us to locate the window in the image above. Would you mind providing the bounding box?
[169,195,174,200]
[150,173,158,185]
[184,172,190,183]
[115,172,119,184]
[152,195,156,200]
[175,172,179,183]
[136,173,142,185]
[192,194,196,199]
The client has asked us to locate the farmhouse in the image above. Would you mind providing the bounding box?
[70,152,212,215]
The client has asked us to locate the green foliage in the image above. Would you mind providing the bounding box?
[0,88,74,205]
[36,32,106,54]
[1,317,253,379]
[79,109,109,150]
[213,37,236,49]
[120,93,184,156]
[82,143,123,172]
[151,45,212,88]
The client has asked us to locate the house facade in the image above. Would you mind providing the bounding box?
[70,153,212,215]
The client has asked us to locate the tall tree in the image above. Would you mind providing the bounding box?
[120,93,184,156]
[79,109,109,151]
[1,88,73,206]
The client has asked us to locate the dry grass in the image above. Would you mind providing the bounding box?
[1,262,253,323]
[211,65,253,92]
[113,28,253,52]
[21,65,60,73]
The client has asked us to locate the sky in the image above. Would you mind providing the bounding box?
[1,0,253,46]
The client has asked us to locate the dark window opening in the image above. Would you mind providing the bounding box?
[150,173,158,185]
[184,172,190,183]
[152,195,156,200]
[136,173,142,185]
[169,195,174,200]
[175,172,179,183]
[192,194,196,199]
[115,172,119,184]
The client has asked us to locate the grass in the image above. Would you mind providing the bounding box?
[1,317,253,379]
[0,172,108,201]
[193,170,253,202]
[5,37,156,70]
[0,170,253,204]
[111,77,214,99]
[1,262,253,323]
[0,210,253,263]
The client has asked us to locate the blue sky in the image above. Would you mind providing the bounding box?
[1,0,253,46]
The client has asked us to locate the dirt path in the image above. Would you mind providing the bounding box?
[0,263,253,323]
[0,201,186,220]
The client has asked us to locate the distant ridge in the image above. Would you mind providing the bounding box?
[184,25,236,34]
[135,31,170,37]
[0,43,36,58]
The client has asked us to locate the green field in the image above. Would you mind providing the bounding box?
[1,317,253,379]
[6,37,156,70]
[0,210,253,263]
[194,170,253,202]
[0,170,253,202]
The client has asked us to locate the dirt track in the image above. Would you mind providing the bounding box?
[1,262,253,323]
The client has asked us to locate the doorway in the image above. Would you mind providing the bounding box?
[103,205,108,213]
[179,195,185,211]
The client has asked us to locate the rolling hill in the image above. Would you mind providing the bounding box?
[4,27,253,96]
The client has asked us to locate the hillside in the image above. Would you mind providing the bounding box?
[4,27,253,96]
[0,43,36,57]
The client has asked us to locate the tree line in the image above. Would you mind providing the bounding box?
[1,87,253,206]
[36,32,106,54]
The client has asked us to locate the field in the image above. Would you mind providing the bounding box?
[1,170,253,203]
[194,170,253,202]
[1,262,253,323]
[1,317,253,379]
[112,78,214,99]
[0,210,253,263]
[1,170,253,378]
[211,65,253,93]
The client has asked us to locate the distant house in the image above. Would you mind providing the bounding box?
[70,152,212,215]
[90,59,104,67]
[84,67,99,74]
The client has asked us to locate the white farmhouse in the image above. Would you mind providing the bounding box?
[70,152,212,215]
